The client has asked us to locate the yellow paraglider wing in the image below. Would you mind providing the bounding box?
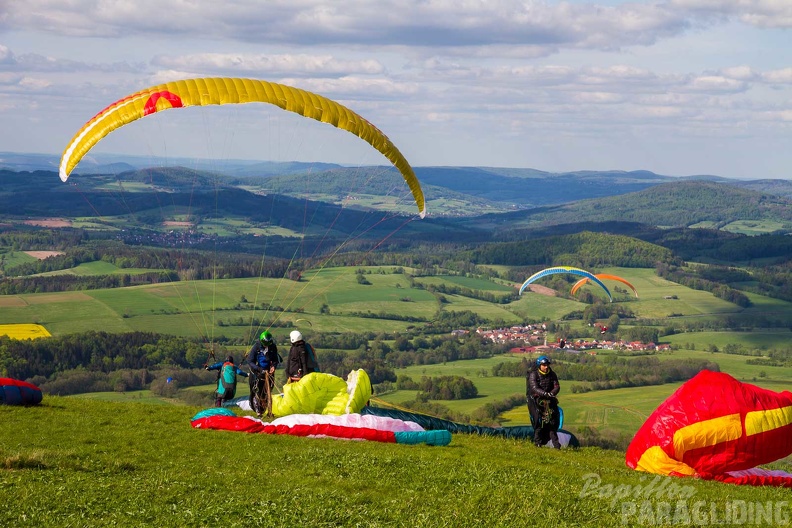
[59,77,426,218]
[270,370,372,417]
[571,274,638,298]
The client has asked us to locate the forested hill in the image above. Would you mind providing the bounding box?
[254,167,500,210]
[413,167,673,206]
[463,231,675,268]
[467,180,792,231]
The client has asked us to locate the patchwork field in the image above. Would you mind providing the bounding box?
[0,323,51,339]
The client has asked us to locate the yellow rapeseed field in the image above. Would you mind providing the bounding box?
[0,323,51,340]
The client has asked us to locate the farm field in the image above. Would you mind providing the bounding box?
[34,260,165,276]
[0,323,51,339]
[2,263,792,337]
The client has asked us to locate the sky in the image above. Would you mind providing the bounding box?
[1,0,791,180]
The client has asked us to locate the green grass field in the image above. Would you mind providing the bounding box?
[0,249,36,269]
[34,260,166,277]
[2,263,792,350]
[2,396,791,527]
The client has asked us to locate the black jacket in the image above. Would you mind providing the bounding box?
[527,367,560,400]
[246,341,280,375]
[285,341,319,379]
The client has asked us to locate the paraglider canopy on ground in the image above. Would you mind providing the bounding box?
[626,370,792,487]
[0,378,43,405]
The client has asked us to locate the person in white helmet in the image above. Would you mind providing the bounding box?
[285,330,320,382]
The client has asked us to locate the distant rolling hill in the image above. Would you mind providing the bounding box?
[2,153,791,232]
[10,151,792,216]
[460,180,792,233]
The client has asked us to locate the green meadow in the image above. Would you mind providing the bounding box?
[35,260,165,277]
[2,263,792,349]
[0,250,37,268]
[3,396,792,527]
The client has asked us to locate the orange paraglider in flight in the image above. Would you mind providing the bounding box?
[571,274,638,298]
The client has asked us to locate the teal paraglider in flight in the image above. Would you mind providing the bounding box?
[519,266,612,302]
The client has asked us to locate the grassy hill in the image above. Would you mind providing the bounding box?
[3,396,791,527]
[474,181,792,233]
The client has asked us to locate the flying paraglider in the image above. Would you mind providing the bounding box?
[0,378,42,405]
[519,266,612,302]
[59,77,426,218]
[571,274,638,298]
[626,370,792,487]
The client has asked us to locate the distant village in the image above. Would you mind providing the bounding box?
[455,324,670,354]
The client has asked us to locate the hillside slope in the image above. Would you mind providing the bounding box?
[2,396,789,527]
[468,180,792,232]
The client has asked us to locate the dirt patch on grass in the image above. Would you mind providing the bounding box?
[24,251,65,260]
[0,296,27,307]
[163,221,192,227]
[23,218,72,228]
[525,284,557,296]
[25,292,93,304]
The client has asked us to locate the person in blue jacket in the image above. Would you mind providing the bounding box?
[205,355,248,407]
[246,331,281,416]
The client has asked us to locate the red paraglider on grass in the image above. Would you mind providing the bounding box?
[626,370,792,487]
[0,378,43,406]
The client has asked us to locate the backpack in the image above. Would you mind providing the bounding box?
[217,362,237,399]
[305,344,320,373]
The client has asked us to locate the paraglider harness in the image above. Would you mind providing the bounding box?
[537,398,554,428]
[251,369,274,419]
[218,361,238,399]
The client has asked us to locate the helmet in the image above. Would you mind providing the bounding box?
[260,331,274,345]
[536,355,550,367]
[290,330,303,344]
[226,355,234,363]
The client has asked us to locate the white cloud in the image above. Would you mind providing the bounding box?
[19,76,51,89]
[762,68,792,84]
[0,0,720,53]
[151,53,384,77]
[686,75,748,92]
[0,1,790,178]
[669,0,792,28]
[719,65,758,81]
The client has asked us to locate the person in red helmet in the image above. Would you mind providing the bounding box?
[526,355,561,448]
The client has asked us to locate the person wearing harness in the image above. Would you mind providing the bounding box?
[246,331,281,417]
[526,355,561,449]
[205,355,248,407]
[285,330,319,383]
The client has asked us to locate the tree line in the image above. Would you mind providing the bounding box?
[491,355,719,392]
[655,263,752,307]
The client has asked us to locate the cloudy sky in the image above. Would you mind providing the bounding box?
[1,0,791,179]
